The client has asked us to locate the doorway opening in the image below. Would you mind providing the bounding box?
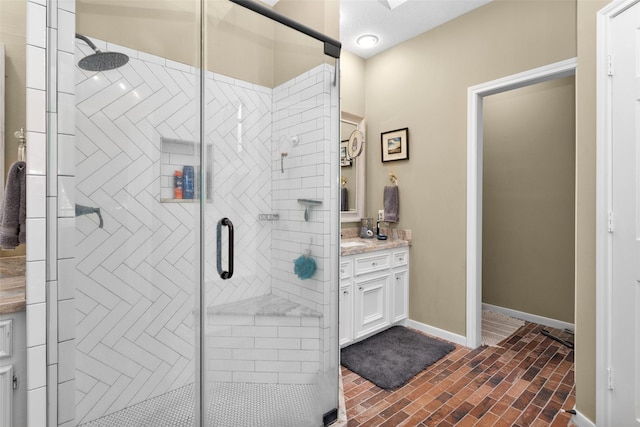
[466,58,578,349]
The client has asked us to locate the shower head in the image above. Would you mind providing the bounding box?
[75,33,129,71]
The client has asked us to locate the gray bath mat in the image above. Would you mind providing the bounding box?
[341,326,455,390]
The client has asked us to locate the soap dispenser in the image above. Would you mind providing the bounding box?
[360,218,374,238]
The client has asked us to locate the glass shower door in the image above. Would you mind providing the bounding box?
[202,2,340,425]
[72,2,202,426]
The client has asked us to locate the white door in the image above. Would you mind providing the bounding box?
[611,2,640,424]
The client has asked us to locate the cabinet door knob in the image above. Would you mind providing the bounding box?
[341,269,344,274]
[372,262,377,266]
[359,286,364,291]
[343,290,349,295]
[399,258,404,262]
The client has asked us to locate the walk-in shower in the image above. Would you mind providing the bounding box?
[63,1,341,426]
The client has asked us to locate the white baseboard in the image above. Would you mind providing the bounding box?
[572,409,596,427]
[482,303,574,332]
[406,319,467,346]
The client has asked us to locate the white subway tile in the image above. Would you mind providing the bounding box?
[58,92,76,135]
[26,303,46,347]
[26,131,46,175]
[232,372,278,384]
[26,45,46,90]
[208,315,254,326]
[26,2,46,48]
[255,316,300,327]
[27,344,46,389]
[231,326,278,338]
[57,217,75,259]
[58,380,75,424]
[58,339,75,383]
[58,299,75,342]
[255,337,300,350]
[208,371,232,383]
[207,337,254,349]
[278,372,316,385]
[208,359,254,372]
[56,176,75,218]
[27,387,47,427]
[25,261,46,304]
[47,364,57,426]
[57,134,75,176]
[57,10,75,54]
[26,88,46,133]
[278,349,320,362]
[231,348,278,361]
[255,360,301,373]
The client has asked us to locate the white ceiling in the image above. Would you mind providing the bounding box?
[340,0,492,58]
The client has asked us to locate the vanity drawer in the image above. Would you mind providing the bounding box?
[393,250,409,268]
[355,253,391,276]
[0,319,12,358]
[340,259,353,280]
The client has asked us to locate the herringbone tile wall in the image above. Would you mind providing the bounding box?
[74,40,203,425]
[73,39,338,425]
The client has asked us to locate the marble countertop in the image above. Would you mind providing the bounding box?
[0,256,26,314]
[340,227,411,256]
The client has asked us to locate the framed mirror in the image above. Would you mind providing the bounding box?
[340,112,365,222]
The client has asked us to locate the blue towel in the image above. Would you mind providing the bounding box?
[0,161,27,249]
[383,185,399,223]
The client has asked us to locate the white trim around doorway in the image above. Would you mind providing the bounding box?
[465,58,578,349]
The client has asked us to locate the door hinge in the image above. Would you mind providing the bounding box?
[607,367,614,390]
[607,55,614,76]
[608,211,615,233]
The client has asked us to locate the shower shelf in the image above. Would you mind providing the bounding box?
[298,199,322,222]
[160,198,199,203]
[297,199,322,205]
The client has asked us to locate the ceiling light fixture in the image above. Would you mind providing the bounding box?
[377,0,409,10]
[356,34,379,48]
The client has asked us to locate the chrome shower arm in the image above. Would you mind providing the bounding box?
[75,33,100,52]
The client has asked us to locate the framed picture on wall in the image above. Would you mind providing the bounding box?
[340,140,352,166]
[381,128,409,162]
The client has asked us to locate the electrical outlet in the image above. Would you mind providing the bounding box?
[378,209,384,221]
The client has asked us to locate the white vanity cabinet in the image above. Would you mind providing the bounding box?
[340,246,409,347]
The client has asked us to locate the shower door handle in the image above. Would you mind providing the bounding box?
[216,217,234,280]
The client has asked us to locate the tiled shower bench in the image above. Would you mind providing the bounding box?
[206,294,323,385]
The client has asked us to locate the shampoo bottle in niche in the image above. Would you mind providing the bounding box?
[174,170,183,199]
[183,165,194,199]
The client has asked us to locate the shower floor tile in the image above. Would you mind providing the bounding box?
[79,382,322,427]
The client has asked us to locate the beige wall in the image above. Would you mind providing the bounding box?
[77,0,338,89]
[1,0,26,188]
[482,77,576,323]
[76,0,200,66]
[362,0,576,335]
[340,50,365,117]
[575,0,610,421]
[0,0,27,258]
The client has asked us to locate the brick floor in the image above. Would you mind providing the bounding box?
[342,323,575,426]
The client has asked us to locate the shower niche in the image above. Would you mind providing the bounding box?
[159,137,212,203]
